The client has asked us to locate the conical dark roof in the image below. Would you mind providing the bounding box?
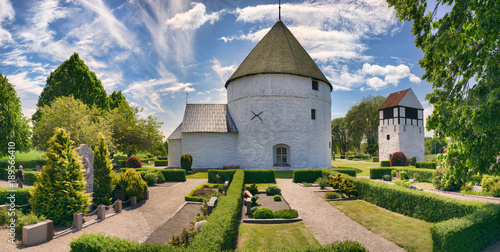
[225,21,332,90]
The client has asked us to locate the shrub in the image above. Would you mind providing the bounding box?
[70,233,178,251]
[315,177,329,189]
[188,170,245,251]
[416,161,437,169]
[407,157,417,166]
[126,156,142,168]
[244,169,276,183]
[253,208,273,219]
[265,186,281,196]
[93,134,115,207]
[490,182,500,197]
[185,184,222,202]
[292,169,323,183]
[116,169,148,200]
[170,226,197,248]
[30,128,90,226]
[329,174,357,197]
[331,168,357,177]
[245,184,258,195]
[15,212,46,237]
[433,167,462,191]
[390,152,407,167]
[399,171,408,180]
[144,172,159,186]
[0,188,32,210]
[273,209,298,219]
[157,156,168,160]
[380,160,390,167]
[292,240,368,252]
[383,175,392,181]
[373,157,379,162]
[325,192,342,199]
[431,205,500,252]
[273,195,282,201]
[369,168,392,179]
[155,160,169,166]
[23,171,39,185]
[383,167,435,182]
[161,169,186,182]
[181,154,193,174]
[208,170,236,183]
[391,169,397,178]
[251,196,259,207]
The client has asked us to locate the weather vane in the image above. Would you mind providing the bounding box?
[279,0,281,21]
[186,91,188,105]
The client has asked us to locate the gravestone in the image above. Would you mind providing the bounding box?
[224,181,229,194]
[194,220,207,233]
[35,165,41,172]
[75,144,94,194]
[207,197,218,214]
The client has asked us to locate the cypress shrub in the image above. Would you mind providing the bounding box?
[181,154,193,174]
[253,208,273,219]
[30,128,90,226]
[390,152,407,166]
[416,161,437,169]
[144,173,159,186]
[92,134,115,207]
[380,160,390,167]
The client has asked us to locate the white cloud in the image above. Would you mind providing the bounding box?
[362,63,421,89]
[366,77,386,90]
[0,0,15,46]
[165,2,225,30]
[322,65,363,90]
[6,72,45,96]
[211,58,236,84]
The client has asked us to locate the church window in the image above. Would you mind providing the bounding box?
[387,135,390,140]
[311,109,316,120]
[312,80,318,90]
[274,144,290,166]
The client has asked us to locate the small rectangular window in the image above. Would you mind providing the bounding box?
[312,80,318,90]
[311,109,316,120]
[387,135,390,140]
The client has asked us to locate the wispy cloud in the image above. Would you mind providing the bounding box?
[362,63,421,90]
[166,2,225,30]
[0,0,15,46]
[211,58,236,84]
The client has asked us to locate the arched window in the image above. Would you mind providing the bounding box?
[274,144,290,166]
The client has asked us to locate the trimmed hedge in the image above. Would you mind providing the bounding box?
[0,160,46,169]
[70,232,179,252]
[188,170,244,251]
[0,169,39,185]
[185,184,222,202]
[416,161,437,169]
[244,169,276,183]
[208,170,236,183]
[336,174,484,223]
[373,157,379,162]
[380,160,390,167]
[392,167,435,182]
[155,160,169,166]
[0,188,33,206]
[290,240,367,252]
[331,168,356,177]
[160,169,186,182]
[292,169,323,183]
[370,168,392,179]
[273,209,298,219]
[431,205,500,252]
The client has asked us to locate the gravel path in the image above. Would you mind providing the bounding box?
[0,179,205,252]
[277,179,404,252]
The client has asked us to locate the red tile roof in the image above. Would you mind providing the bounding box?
[378,89,410,110]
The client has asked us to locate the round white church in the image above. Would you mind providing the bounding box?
[168,21,332,169]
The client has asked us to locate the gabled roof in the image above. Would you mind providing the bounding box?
[378,88,424,110]
[167,104,238,140]
[225,21,332,90]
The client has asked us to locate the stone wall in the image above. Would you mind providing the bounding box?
[379,121,425,162]
[167,139,181,168]
[181,133,237,169]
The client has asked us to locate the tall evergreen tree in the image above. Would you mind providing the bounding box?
[0,74,31,157]
[30,128,90,226]
[92,134,115,207]
[33,53,110,123]
[109,91,127,110]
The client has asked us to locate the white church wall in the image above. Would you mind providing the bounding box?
[399,124,425,161]
[168,139,181,168]
[227,74,331,169]
[378,124,401,161]
[181,133,237,169]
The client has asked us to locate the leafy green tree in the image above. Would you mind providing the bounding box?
[33,53,110,123]
[157,140,169,156]
[109,100,163,156]
[331,117,349,156]
[344,95,385,151]
[0,74,31,157]
[425,137,447,154]
[109,91,127,110]
[32,96,114,152]
[387,0,500,176]
[92,134,115,207]
[30,128,90,226]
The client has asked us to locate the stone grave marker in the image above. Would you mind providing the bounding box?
[207,197,218,214]
[75,144,94,194]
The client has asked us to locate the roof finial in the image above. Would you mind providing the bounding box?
[279,0,281,21]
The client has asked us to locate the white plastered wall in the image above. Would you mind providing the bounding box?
[167,139,181,168]
[181,133,238,169]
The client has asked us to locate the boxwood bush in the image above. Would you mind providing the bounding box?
[369,168,392,179]
[188,170,244,251]
[391,167,435,182]
[253,208,274,219]
[380,160,391,167]
[155,160,169,166]
[244,169,276,183]
[160,169,186,182]
[292,169,324,183]
[373,157,379,162]
[273,209,298,219]
[416,161,437,169]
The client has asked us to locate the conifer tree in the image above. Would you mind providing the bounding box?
[30,128,90,226]
[92,134,115,207]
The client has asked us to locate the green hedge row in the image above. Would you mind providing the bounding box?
[290,240,367,252]
[370,168,392,179]
[243,169,276,183]
[331,168,357,177]
[416,162,437,169]
[119,168,186,182]
[70,232,179,252]
[380,161,390,167]
[0,188,33,206]
[431,205,500,252]
[188,170,244,251]
[341,175,483,223]
[185,184,222,202]
[208,170,236,183]
[155,160,169,166]
[0,168,39,185]
[292,169,323,183]
[373,157,379,162]
[370,167,435,182]
[0,160,45,169]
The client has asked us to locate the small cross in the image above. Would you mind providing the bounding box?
[251,111,263,121]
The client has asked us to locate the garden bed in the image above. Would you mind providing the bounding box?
[242,193,301,223]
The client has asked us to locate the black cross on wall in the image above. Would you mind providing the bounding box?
[251,111,263,121]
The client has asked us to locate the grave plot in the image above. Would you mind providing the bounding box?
[242,184,300,223]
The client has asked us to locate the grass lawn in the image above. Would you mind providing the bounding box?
[412,182,435,190]
[330,200,433,252]
[236,222,319,251]
[275,170,293,179]
[425,154,438,162]
[0,150,45,161]
[331,160,379,176]
[187,171,208,179]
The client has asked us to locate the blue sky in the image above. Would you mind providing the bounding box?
[0,0,441,138]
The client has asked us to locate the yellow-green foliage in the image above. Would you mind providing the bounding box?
[92,134,115,207]
[116,169,148,200]
[329,174,357,197]
[30,128,90,226]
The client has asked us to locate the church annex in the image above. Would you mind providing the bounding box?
[167,21,332,169]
